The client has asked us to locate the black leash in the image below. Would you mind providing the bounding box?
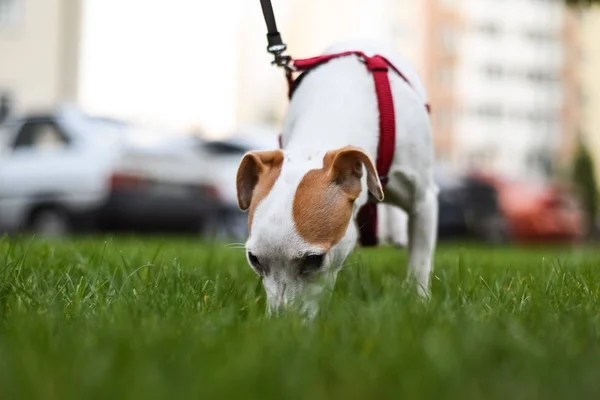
[259,0,293,69]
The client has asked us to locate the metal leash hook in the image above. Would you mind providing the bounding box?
[266,36,294,70]
[260,0,295,71]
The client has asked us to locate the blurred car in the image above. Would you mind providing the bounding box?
[436,167,509,243]
[475,173,585,243]
[0,105,222,235]
[358,165,509,246]
[191,127,279,240]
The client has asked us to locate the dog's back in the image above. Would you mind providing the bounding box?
[322,39,428,106]
[281,39,434,188]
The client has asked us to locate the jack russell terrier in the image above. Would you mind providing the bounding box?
[236,39,438,317]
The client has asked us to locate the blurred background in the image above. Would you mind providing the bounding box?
[0,0,598,245]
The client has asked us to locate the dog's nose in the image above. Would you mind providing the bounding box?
[265,284,293,316]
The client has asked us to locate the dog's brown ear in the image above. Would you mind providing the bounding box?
[325,146,384,201]
[236,150,284,211]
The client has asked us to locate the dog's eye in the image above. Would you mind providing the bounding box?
[248,252,260,267]
[298,253,325,275]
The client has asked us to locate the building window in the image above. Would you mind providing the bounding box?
[473,104,503,119]
[510,108,558,130]
[524,69,559,84]
[0,0,22,28]
[523,28,559,43]
[475,22,502,36]
[482,64,505,80]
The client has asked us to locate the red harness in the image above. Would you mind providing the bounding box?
[279,51,430,187]
[279,51,431,246]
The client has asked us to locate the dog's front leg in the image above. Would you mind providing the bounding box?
[406,186,438,297]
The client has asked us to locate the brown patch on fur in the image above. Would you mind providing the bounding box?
[293,146,383,248]
[236,150,284,231]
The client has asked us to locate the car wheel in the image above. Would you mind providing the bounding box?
[28,208,71,236]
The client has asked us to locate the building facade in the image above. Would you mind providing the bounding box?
[579,5,600,189]
[426,0,580,180]
[0,0,82,114]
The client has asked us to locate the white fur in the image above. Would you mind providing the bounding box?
[245,39,438,316]
[378,204,409,247]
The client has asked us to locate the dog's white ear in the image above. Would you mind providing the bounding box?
[326,146,384,201]
[236,150,284,211]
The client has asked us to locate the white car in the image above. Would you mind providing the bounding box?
[199,132,279,207]
[0,106,221,235]
[193,128,280,240]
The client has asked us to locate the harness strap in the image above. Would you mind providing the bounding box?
[291,51,420,96]
[283,51,430,187]
[366,55,395,187]
[275,51,431,248]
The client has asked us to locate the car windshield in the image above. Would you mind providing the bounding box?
[202,140,251,155]
[57,105,129,141]
[58,106,177,147]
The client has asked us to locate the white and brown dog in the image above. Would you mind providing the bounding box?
[236,40,438,317]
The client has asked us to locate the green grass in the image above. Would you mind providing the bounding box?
[0,235,599,399]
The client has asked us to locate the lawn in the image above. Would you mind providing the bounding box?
[0,235,599,399]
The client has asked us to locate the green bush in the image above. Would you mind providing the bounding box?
[572,140,599,236]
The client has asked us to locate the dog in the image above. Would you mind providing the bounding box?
[236,39,438,317]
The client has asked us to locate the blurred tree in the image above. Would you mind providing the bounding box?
[572,140,599,237]
[565,0,599,5]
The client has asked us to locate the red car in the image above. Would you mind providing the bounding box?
[472,173,585,243]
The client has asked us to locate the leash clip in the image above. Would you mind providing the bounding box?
[267,45,296,71]
[274,55,297,71]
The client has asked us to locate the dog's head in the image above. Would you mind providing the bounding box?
[236,146,383,317]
